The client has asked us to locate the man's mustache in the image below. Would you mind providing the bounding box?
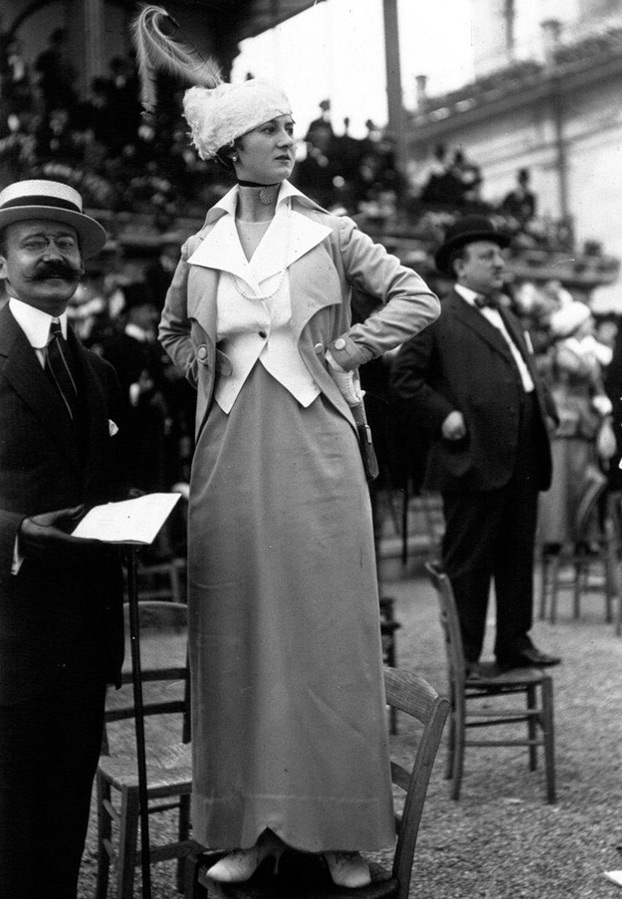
[33,262,83,280]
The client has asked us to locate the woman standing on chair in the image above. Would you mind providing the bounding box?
[134,8,440,888]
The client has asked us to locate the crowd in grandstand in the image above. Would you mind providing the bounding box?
[1,27,621,512]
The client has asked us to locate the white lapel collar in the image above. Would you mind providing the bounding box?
[249,203,331,284]
[187,210,262,292]
[187,181,331,292]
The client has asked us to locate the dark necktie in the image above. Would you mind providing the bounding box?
[46,320,78,419]
[474,293,500,309]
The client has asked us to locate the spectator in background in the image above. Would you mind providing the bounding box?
[100,282,169,496]
[1,37,32,118]
[144,231,181,310]
[539,301,616,550]
[450,148,483,206]
[390,214,560,675]
[501,167,537,225]
[34,28,78,115]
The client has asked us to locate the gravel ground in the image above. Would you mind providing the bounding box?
[78,564,622,899]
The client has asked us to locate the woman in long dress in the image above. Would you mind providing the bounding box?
[134,7,440,887]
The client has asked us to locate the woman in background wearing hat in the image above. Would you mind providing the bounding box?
[134,7,440,887]
[539,301,616,550]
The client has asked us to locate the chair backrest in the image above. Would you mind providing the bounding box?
[575,465,608,537]
[103,600,189,752]
[384,667,449,899]
[425,561,466,693]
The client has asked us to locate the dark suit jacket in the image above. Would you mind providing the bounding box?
[390,289,556,493]
[0,304,125,706]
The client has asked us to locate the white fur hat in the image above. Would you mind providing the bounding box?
[549,301,591,338]
[131,7,291,160]
[183,79,292,160]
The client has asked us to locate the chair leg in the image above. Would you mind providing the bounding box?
[605,536,616,624]
[184,851,206,899]
[549,555,561,624]
[96,774,112,899]
[573,562,584,620]
[116,789,140,899]
[176,794,192,894]
[538,553,548,621]
[450,702,465,800]
[541,678,556,804]
[445,710,455,780]
[526,684,537,771]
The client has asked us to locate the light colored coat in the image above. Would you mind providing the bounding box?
[159,181,440,436]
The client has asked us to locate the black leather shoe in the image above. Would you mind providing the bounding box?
[498,647,561,669]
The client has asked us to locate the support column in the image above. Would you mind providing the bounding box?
[71,0,106,97]
[382,0,405,172]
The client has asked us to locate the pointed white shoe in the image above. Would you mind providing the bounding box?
[206,831,285,883]
[323,851,371,888]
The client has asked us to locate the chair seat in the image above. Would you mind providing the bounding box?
[466,664,549,689]
[99,743,192,792]
[195,851,398,899]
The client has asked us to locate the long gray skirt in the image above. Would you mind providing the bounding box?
[187,363,395,852]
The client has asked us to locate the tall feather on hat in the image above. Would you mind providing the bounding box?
[131,4,222,116]
[131,4,292,160]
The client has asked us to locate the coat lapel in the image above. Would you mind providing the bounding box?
[250,207,332,283]
[0,306,83,470]
[187,215,256,287]
[450,291,515,363]
[70,330,108,459]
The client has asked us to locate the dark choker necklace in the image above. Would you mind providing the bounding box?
[237,179,279,206]
[237,179,279,188]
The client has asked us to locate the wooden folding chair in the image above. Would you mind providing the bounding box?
[96,601,201,899]
[427,562,556,803]
[184,668,449,899]
[539,470,617,624]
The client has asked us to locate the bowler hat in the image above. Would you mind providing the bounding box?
[0,180,107,258]
[435,214,511,275]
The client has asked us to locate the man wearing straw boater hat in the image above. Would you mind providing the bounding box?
[391,214,561,676]
[0,179,126,899]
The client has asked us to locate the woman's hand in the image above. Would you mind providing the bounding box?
[325,349,363,406]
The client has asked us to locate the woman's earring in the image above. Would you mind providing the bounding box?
[231,154,238,162]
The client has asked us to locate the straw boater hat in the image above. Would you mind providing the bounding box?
[0,180,107,258]
[132,6,291,160]
[435,214,512,275]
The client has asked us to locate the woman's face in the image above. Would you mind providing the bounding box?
[234,115,295,183]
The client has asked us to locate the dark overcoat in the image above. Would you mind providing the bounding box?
[0,303,125,706]
[390,289,556,493]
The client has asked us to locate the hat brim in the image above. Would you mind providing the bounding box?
[0,205,107,259]
[435,229,512,275]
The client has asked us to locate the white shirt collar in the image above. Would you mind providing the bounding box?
[454,284,480,306]
[203,180,325,225]
[8,297,68,347]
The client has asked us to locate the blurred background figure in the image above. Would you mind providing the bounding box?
[99,282,169,498]
[539,301,616,551]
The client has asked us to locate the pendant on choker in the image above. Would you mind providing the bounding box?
[238,179,279,206]
[259,187,277,205]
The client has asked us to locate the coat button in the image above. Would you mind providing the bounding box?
[334,338,346,350]
[259,330,267,339]
[197,345,208,360]
[314,342,324,354]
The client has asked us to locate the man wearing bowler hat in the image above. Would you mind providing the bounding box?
[0,179,125,898]
[391,215,560,674]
